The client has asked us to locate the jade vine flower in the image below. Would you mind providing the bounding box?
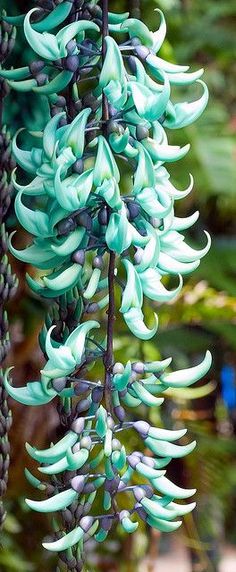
[1,2,212,566]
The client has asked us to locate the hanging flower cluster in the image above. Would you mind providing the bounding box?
[1,1,212,566]
[0,11,17,527]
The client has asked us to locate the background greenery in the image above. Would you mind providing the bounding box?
[1,0,236,570]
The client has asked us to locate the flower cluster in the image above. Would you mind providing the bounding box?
[1,1,212,566]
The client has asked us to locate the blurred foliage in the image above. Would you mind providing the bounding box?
[1,0,236,570]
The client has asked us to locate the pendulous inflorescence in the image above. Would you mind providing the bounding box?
[1,1,212,568]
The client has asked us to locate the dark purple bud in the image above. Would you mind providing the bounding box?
[72,249,85,265]
[76,399,91,414]
[71,475,85,493]
[114,406,125,423]
[92,386,103,403]
[66,40,77,54]
[57,217,76,236]
[127,202,141,221]
[134,248,143,265]
[29,60,45,75]
[65,55,80,72]
[93,255,103,269]
[73,159,84,174]
[105,477,120,493]
[36,73,48,86]
[86,303,99,314]
[98,207,108,226]
[80,516,94,532]
[136,125,149,141]
[62,508,74,526]
[71,417,85,434]
[74,381,89,395]
[107,416,115,430]
[74,99,83,112]
[76,212,92,231]
[52,377,67,392]
[133,420,150,438]
[101,517,113,531]
[56,95,66,107]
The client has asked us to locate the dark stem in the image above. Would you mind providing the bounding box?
[101,0,115,414]
[104,250,116,414]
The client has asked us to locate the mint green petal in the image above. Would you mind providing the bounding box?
[97,178,122,210]
[131,381,164,407]
[109,128,129,153]
[121,19,153,47]
[100,36,126,90]
[26,488,77,513]
[33,70,73,95]
[152,475,196,499]
[164,81,209,129]
[147,515,182,533]
[148,427,186,442]
[145,437,196,459]
[33,2,73,32]
[105,211,131,254]
[13,131,42,174]
[60,108,91,157]
[120,260,143,313]
[96,405,107,438]
[121,517,139,534]
[134,225,160,273]
[3,14,25,25]
[4,370,52,406]
[9,234,59,270]
[66,320,100,361]
[122,391,141,408]
[152,10,167,53]
[108,12,129,24]
[0,67,30,80]
[15,192,51,237]
[140,268,183,303]
[172,211,199,231]
[146,53,189,75]
[57,20,99,58]
[43,263,82,291]
[51,228,85,257]
[113,362,132,391]
[7,78,38,92]
[12,173,45,196]
[54,167,94,211]
[104,79,127,109]
[161,351,212,388]
[94,136,120,186]
[45,326,75,371]
[129,77,170,122]
[24,10,61,60]
[43,527,84,552]
[123,307,158,341]
[162,231,211,263]
[141,497,176,521]
[83,268,101,300]
[43,113,65,159]
[26,431,78,464]
[136,187,172,218]
[24,469,46,491]
[158,252,200,275]
[143,139,190,163]
[166,68,204,86]
[133,146,155,193]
